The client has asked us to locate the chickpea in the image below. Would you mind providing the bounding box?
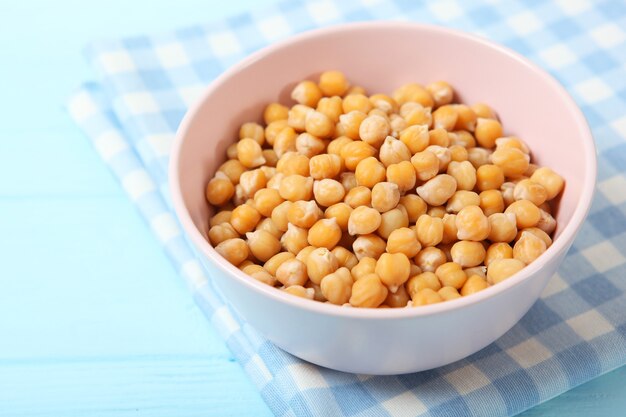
[476,164,505,191]
[392,83,434,107]
[327,136,353,156]
[399,125,429,153]
[386,161,417,192]
[352,234,387,260]
[487,258,525,284]
[351,257,377,280]
[338,110,367,140]
[340,139,376,170]
[206,173,235,206]
[485,242,513,266]
[265,120,289,145]
[513,231,547,264]
[283,285,315,300]
[371,182,401,213]
[324,202,353,231]
[447,161,476,191]
[471,103,497,120]
[343,93,373,114]
[474,118,503,148]
[415,214,444,247]
[386,227,421,258]
[505,200,541,229]
[291,80,322,107]
[479,189,505,216]
[270,200,292,232]
[439,286,462,301]
[230,204,261,234]
[287,200,322,228]
[348,206,382,236]
[446,190,480,214]
[296,245,317,264]
[377,208,409,239]
[456,205,490,241]
[453,104,477,132]
[276,152,310,176]
[264,252,295,276]
[406,271,442,298]
[296,132,326,157]
[355,156,386,188]
[416,174,457,206]
[242,264,277,287]
[239,169,267,199]
[359,114,390,147]
[411,151,440,182]
[273,127,298,157]
[427,81,454,107]
[308,218,342,249]
[432,104,458,131]
[411,288,443,306]
[309,153,342,180]
[435,262,467,289]
[215,238,249,266]
[321,267,353,305]
[208,222,239,246]
[530,167,565,200]
[400,194,428,223]
[491,148,529,178]
[379,136,412,167]
[332,246,359,270]
[314,179,346,207]
[467,147,492,169]
[461,275,490,296]
[318,70,349,96]
[349,273,389,308]
[344,186,372,208]
[276,258,308,287]
[385,284,411,308]
[264,103,289,124]
[306,247,339,285]
[450,240,486,267]
[256,218,283,240]
[281,223,309,254]
[279,174,314,202]
[488,212,518,242]
[414,247,447,272]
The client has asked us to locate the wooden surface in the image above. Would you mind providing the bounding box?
[1,0,624,415]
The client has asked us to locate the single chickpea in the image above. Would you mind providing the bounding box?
[495,136,530,154]
[487,258,525,284]
[264,251,295,276]
[536,209,557,235]
[369,93,398,114]
[476,164,505,191]
[210,210,232,228]
[338,110,367,140]
[425,145,452,172]
[218,159,246,185]
[414,247,447,272]
[471,103,497,120]
[415,174,457,206]
[291,80,323,107]
[379,136,412,167]
[377,208,409,239]
[505,200,541,229]
[230,204,261,234]
[265,120,289,145]
[352,234,387,260]
[517,227,552,248]
[309,154,342,180]
[449,145,469,163]
[386,227,421,258]
[208,222,239,246]
[245,230,282,262]
[359,114,390,147]
[349,273,389,308]
[270,200,293,232]
[306,247,339,284]
[308,218,342,249]
[264,103,289,124]
[252,188,283,218]
[479,189,505,216]
[237,138,266,168]
[344,186,372,208]
[296,245,317,264]
[317,96,344,123]
[415,214,444,247]
[435,262,467,289]
[343,93,373,114]
[384,284,411,308]
[392,83,434,107]
[279,174,314,202]
[276,152,310,176]
[281,223,309,254]
[276,258,308,287]
[332,246,359,270]
[324,202,353,231]
[404,105,432,128]
[432,104,458,131]
[513,231,547,264]
[428,128,450,147]
[287,200,322,228]
[371,182,401,213]
[287,104,313,132]
[439,286,462,301]
[491,148,530,178]
[215,238,249,266]
[351,257,377,280]
[321,267,353,305]
[318,70,349,96]
[242,264,277,287]
[314,179,346,207]
[273,127,298,157]
[355,156,386,188]
[406,271,442,298]
[340,139,376,170]
[426,81,454,107]
[474,118,503,148]
[487,212,518,242]
[456,205,490,241]
[305,110,334,138]
[453,104,477,132]
[376,253,411,293]
[461,275,490,296]
[256,217,283,240]
[239,169,267,199]
[399,125,429,153]
[411,288,444,306]
[386,161,417,192]
[513,179,548,206]
[206,173,235,206]
[530,167,565,200]
[283,285,315,300]
[348,206,382,236]
[399,195,428,223]
[446,190,480,214]
[296,133,325,158]
[447,161,477,191]
[450,240,486,268]
[485,242,513,266]
[239,122,265,145]
[411,151,440,182]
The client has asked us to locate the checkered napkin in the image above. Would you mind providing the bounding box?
[68,1,626,415]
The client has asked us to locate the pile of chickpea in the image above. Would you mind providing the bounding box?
[205,71,564,308]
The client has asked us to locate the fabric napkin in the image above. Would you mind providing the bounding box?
[68,0,626,416]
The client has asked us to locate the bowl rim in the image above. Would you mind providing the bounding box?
[170,21,597,320]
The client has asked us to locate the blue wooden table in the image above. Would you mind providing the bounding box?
[1,1,625,415]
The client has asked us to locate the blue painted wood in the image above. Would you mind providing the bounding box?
[0,0,623,415]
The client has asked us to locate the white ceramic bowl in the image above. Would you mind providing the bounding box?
[170,22,596,375]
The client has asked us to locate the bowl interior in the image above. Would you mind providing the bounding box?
[175,23,593,266]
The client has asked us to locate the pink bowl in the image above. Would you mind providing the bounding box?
[170,22,596,374]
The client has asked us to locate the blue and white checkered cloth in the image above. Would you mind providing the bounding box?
[68,1,626,415]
